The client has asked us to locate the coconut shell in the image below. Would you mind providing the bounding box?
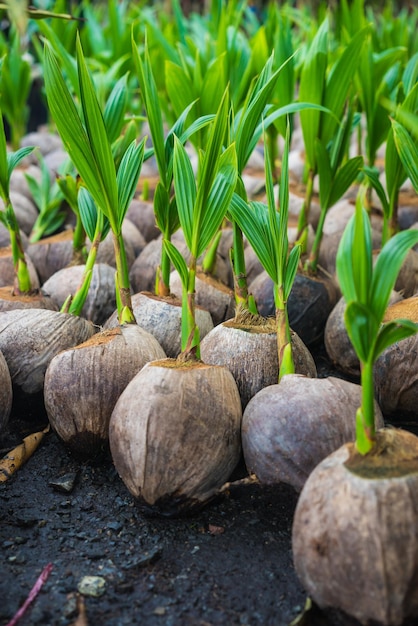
[200,318,316,409]
[104,291,214,358]
[0,287,58,312]
[374,333,418,418]
[26,230,75,284]
[292,428,418,626]
[42,263,117,325]
[0,247,40,290]
[0,309,96,396]
[0,349,12,436]
[325,292,404,379]
[242,374,384,492]
[44,324,166,458]
[109,359,242,515]
[129,238,166,294]
[126,198,160,243]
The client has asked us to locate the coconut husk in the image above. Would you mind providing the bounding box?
[242,374,384,492]
[292,428,418,626]
[109,358,242,515]
[44,324,166,458]
[0,349,12,436]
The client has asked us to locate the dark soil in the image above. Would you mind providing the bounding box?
[0,342,412,626]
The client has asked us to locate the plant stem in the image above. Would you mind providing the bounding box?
[113,231,136,324]
[182,257,200,359]
[274,284,294,381]
[296,168,315,250]
[231,222,250,311]
[356,359,375,454]
[156,239,171,297]
[304,203,327,274]
[64,229,101,316]
[7,201,33,294]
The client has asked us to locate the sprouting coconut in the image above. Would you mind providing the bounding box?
[42,35,170,459]
[292,196,418,625]
[202,124,316,409]
[110,91,242,515]
[44,324,166,458]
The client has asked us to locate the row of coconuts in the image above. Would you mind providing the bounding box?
[1,127,418,626]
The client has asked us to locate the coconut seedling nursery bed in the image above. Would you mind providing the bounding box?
[1,1,418,625]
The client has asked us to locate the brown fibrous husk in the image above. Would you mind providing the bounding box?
[109,359,242,516]
[292,427,418,626]
[242,374,384,492]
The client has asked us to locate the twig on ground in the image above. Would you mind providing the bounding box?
[6,563,53,626]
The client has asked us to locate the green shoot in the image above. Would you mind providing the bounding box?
[0,31,32,150]
[44,34,146,325]
[229,121,301,380]
[336,192,418,454]
[164,89,238,359]
[26,152,68,243]
[132,32,213,297]
[0,106,35,294]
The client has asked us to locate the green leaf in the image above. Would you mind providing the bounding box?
[316,139,332,210]
[298,18,328,170]
[198,143,238,257]
[76,35,118,224]
[321,26,370,145]
[2,146,34,200]
[327,156,363,209]
[284,244,301,301]
[78,187,100,242]
[229,194,277,281]
[116,138,145,231]
[362,165,390,216]
[103,74,129,145]
[372,319,418,362]
[133,35,167,186]
[43,43,108,216]
[371,228,418,324]
[344,300,373,363]
[172,135,196,251]
[391,119,418,193]
[163,239,189,289]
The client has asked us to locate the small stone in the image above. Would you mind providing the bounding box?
[49,471,78,493]
[77,575,106,597]
[153,606,166,616]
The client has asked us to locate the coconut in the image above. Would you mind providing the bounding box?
[126,198,160,243]
[42,263,117,325]
[109,358,242,516]
[249,269,340,346]
[44,324,166,458]
[0,247,40,291]
[374,296,418,419]
[26,229,76,284]
[0,309,96,399]
[0,286,58,312]
[242,374,384,492]
[292,428,418,626]
[104,291,214,358]
[325,291,404,379]
[200,312,316,409]
[0,349,12,437]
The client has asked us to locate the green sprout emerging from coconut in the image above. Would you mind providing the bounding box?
[229,121,301,380]
[164,88,238,359]
[0,106,35,294]
[44,33,146,324]
[336,191,418,454]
